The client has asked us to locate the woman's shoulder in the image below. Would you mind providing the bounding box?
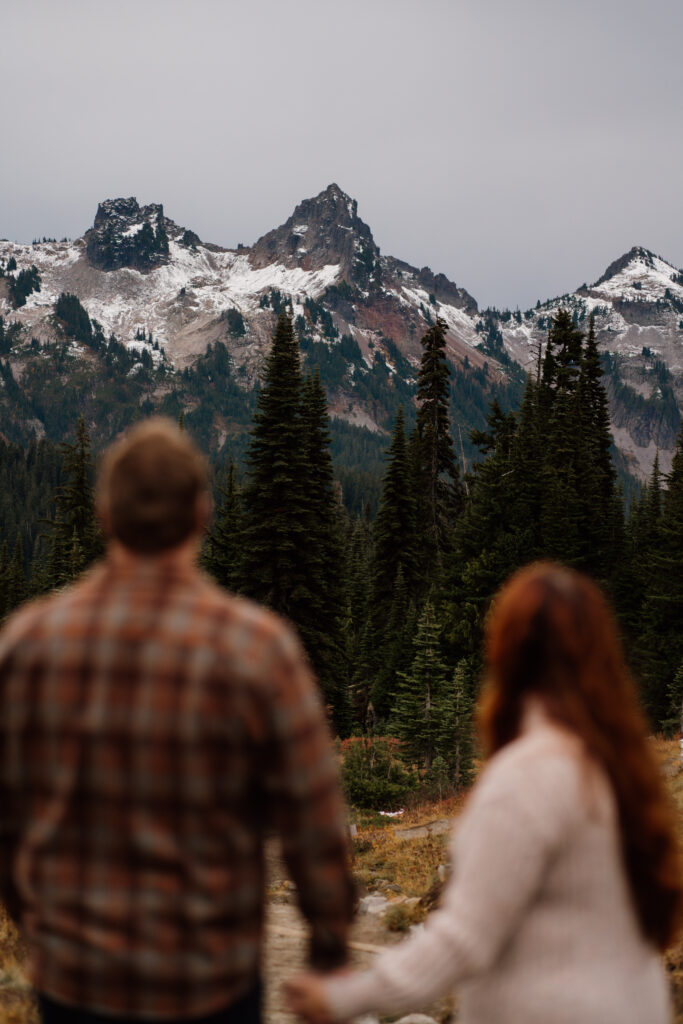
[471,715,599,839]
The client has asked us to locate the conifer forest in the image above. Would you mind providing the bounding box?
[1,309,682,808]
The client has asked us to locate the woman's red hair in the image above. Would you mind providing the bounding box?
[480,561,683,950]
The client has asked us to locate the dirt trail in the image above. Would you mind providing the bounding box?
[263,839,402,1024]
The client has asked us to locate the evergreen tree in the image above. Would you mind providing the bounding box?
[637,427,683,730]
[538,312,585,564]
[47,508,70,589]
[204,459,242,592]
[367,407,420,719]
[414,317,463,571]
[48,416,102,585]
[508,374,545,557]
[393,602,447,772]
[370,407,420,620]
[618,454,661,652]
[669,660,683,737]
[575,313,623,582]
[0,541,8,617]
[28,535,52,598]
[344,515,372,648]
[438,658,475,789]
[370,564,418,724]
[299,368,350,733]
[6,536,26,612]
[447,400,518,666]
[240,315,349,731]
[240,312,309,613]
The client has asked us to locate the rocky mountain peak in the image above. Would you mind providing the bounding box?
[593,245,662,287]
[305,182,359,224]
[250,184,381,290]
[85,196,171,272]
[92,197,162,229]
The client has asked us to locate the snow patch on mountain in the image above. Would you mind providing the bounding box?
[591,249,683,303]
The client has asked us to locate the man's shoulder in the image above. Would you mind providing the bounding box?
[197,575,291,638]
[195,575,307,672]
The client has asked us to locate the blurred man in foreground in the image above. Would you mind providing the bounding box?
[0,418,353,1023]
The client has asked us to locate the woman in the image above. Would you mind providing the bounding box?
[286,563,683,1024]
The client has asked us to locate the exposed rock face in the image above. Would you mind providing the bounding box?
[612,298,671,327]
[606,376,681,451]
[250,183,383,289]
[85,198,191,272]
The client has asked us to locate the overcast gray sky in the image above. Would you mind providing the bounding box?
[2,0,682,310]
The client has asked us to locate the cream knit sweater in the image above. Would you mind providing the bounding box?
[325,709,671,1024]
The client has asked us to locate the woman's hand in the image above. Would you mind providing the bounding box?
[283,970,336,1023]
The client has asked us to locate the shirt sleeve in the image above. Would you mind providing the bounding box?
[323,748,582,1021]
[260,624,354,970]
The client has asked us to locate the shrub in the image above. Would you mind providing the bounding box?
[341,737,416,810]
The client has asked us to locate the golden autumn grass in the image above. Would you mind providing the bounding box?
[352,794,466,897]
[0,907,37,1024]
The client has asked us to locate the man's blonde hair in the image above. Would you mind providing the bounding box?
[97,418,209,554]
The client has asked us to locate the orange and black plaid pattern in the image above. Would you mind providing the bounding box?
[0,553,353,1019]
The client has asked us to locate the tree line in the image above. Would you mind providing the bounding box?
[1,309,682,800]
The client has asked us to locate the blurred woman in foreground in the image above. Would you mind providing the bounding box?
[286,562,683,1024]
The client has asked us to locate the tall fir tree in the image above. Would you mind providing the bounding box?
[5,536,26,613]
[438,658,474,789]
[617,453,662,652]
[575,312,623,582]
[299,368,351,734]
[240,314,349,731]
[368,407,420,719]
[538,312,585,564]
[413,317,463,573]
[48,416,102,586]
[342,514,373,721]
[393,601,447,772]
[241,312,310,614]
[636,427,683,730]
[204,458,243,592]
[0,541,8,617]
[446,400,518,667]
[370,407,420,614]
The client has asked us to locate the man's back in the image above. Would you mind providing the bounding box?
[0,550,353,1019]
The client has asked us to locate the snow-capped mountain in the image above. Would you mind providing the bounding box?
[0,186,681,479]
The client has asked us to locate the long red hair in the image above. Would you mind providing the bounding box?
[480,561,683,950]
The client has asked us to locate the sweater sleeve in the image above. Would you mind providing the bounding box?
[324,746,582,1021]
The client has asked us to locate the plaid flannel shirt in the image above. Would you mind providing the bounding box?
[0,550,354,1019]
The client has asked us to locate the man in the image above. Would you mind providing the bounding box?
[0,419,354,1023]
